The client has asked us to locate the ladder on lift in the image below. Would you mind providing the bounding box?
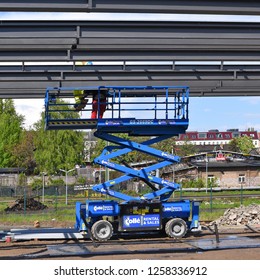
[45,86,189,201]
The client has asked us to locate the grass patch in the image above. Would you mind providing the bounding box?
[0,192,259,226]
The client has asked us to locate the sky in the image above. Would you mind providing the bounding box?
[1,11,260,132]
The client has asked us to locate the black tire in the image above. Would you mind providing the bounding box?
[165,218,188,238]
[91,220,113,241]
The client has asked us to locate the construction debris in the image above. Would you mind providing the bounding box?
[4,197,48,212]
[34,220,41,228]
[212,204,260,226]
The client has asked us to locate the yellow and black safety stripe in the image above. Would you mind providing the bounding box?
[48,120,97,126]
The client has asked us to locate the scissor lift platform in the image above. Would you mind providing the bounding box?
[45,86,189,136]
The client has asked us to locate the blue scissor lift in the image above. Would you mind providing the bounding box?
[45,86,201,241]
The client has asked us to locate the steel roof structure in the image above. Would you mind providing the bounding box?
[1,20,260,98]
[1,21,260,62]
[1,0,260,15]
[1,63,260,98]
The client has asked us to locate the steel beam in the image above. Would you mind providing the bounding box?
[2,21,260,61]
[0,80,259,98]
[1,63,260,98]
[1,1,260,15]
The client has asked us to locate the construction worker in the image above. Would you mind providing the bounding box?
[73,89,88,111]
[91,91,107,119]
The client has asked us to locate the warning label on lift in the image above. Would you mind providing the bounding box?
[122,214,160,229]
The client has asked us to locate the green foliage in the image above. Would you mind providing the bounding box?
[181,178,205,189]
[33,100,85,174]
[176,139,198,157]
[48,177,65,187]
[18,173,27,186]
[228,135,255,154]
[29,178,43,190]
[153,137,176,154]
[13,131,36,174]
[208,177,219,189]
[90,138,106,162]
[0,99,24,167]
[76,176,87,185]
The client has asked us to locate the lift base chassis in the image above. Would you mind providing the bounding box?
[75,200,200,241]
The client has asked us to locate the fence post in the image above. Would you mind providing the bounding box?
[24,187,26,215]
[210,183,213,213]
[55,187,58,213]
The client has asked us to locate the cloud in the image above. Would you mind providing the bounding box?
[14,99,44,129]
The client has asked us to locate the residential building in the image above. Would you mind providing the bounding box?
[162,151,260,188]
[176,129,259,148]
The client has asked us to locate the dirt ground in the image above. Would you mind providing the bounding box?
[0,225,259,260]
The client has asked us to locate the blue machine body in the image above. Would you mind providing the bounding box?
[85,200,120,218]
[75,199,200,232]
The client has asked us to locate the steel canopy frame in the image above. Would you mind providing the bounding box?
[2,21,260,62]
[2,20,260,62]
[1,62,260,98]
[1,20,260,97]
[1,0,260,15]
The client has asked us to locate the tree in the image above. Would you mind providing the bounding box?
[228,135,255,154]
[176,139,198,157]
[13,130,37,174]
[0,99,24,167]
[33,100,85,174]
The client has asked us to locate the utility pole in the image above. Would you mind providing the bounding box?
[59,168,75,205]
[42,172,47,203]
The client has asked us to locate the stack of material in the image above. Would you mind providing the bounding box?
[212,204,260,226]
[4,197,48,212]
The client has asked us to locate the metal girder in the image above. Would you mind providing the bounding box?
[0,80,260,98]
[2,64,260,81]
[2,21,260,61]
[1,21,260,98]
[3,50,260,62]
[1,1,260,15]
[1,63,260,98]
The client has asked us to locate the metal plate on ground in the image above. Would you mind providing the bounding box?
[186,236,260,250]
[47,244,130,256]
[8,228,87,240]
[45,236,260,257]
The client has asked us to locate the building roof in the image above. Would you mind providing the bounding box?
[178,129,258,141]
[192,161,260,169]
[0,168,25,174]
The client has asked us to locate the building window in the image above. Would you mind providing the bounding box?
[198,133,206,138]
[208,175,215,182]
[238,174,246,183]
[217,133,223,138]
